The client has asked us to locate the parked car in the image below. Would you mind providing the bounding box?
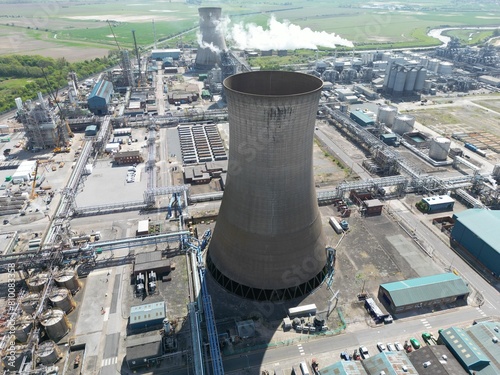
[386,343,396,352]
[377,342,387,352]
[340,352,351,361]
[410,338,421,350]
[359,346,370,359]
[394,342,404,351]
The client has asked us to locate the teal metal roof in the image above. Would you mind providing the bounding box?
[89,79,113,100]
[466,322,500,373]
[362,351,418,375]
[351,110,375,125]
[440,326,490,370]
[130,302,165,325]
[453,209,500,255]
[380,273,469,307]
[320,360,367,375]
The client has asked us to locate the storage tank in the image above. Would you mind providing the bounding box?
[438,61,453,75]
[423,80,433,91]
[377,105,398,127]
[20,293,40,314]
[27,273,49,293]
[54,269,81,292]
[429,137,452,161]
[40,309,70,342]
[340,103,349,113]
[393,115,415,135]
[385,68,397,91]
[428,59,439,73]
[334,60,345,70]
[414,68,427,91]
[2,348,30,372]
[404,68,418,94]
[393,69,407,96]
[418,56,429,68]
[208,71,327,301]
[37,341,62,365]
[14,316,34,343]
[49,288,76,314]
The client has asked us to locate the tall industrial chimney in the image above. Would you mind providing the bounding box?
[195,7,227,70]
[207,71,327,301]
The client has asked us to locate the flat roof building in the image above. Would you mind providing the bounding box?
[378,273,469,314]
[419,195,454,213]
[451,209,500,277]
[362,351,418,374]
[126,332,163,370]
[129,302,166,331]
[320,360,367,375]
[407,345,468,375]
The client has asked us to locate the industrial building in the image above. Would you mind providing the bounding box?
[15,93,70,150]
[319,361,368,375]
[350,110,375,127]
[439,321,500,375]
[87,79,114,115]
[378,273,470,314]
[151,49,181,60]
[407,345,468,375]
[418,195,455,213]
[113,150,144,165]
[362,199,384,216]
[126,333,164,370]
[208,71,327,301]
[450,209,500,276]
[362,351,418,375]
[133,251,171,279]
[129,302,166,331]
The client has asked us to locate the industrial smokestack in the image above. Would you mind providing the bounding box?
[195,7,227,70]
[207,71,327,301]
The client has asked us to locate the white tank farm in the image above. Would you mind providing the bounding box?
[429,137,452,161]
[49,288,76,314]
[377,105,398,127]
[20,293,40,314]
[40,309,70,342]
[438,61,453,75]
[393,115,415,135]
[14,316,34,343]
[27,273,49,293]
[54,269,81,292]
[37,341,62,365]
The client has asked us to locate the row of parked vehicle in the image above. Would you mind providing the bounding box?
[341,338,422,361]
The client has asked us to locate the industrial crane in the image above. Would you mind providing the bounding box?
[30,160,40,200]
[132,29,143,87]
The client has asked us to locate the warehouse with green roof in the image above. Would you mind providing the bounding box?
[378,273,469,314]
[450,209,500,277]
[439,321,500,375]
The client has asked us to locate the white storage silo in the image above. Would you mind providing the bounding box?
[419,56,429,68]
[414,68,427,91]
[377,105,398,127]
[429,137,452,161]
[27,273,49,293]
[423,80,433,91]
[438,61,453,75]
[404,68,418,93]
[393,115,415,135]
[393,69,407,96]
[428,59,440,73]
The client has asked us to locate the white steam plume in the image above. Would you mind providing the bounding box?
[225,15,353,50]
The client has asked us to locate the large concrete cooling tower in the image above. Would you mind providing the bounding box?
[195,7,227,70]
[207,71,327,301]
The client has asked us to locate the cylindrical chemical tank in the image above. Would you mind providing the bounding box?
[27,273,49,293]
[429,137,452,161]
[428,59,439,73]
[393,69,407,95]
[423,80,433,91]
[340,103,349,113]
[377,105,398,127]
[414,69,427,91]
[334,60,345,70]
[195,7,228,70]
[385,68,397,91]
[40,309,70,342]
[49,288,76,314]
[14,316,34,343]
[393,115,415,135]
[37,341,62,365]
[54,269,81,292]
[20,293,40,314]
[208,71,327,301]
[438,61,453,75]
[163,318,171,334]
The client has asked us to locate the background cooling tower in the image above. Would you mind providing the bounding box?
[195,7,228,70]
[207,71,327,301]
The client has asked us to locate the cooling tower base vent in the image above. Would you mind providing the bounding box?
[207,255,327,301]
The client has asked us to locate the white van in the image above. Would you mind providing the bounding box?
[300,362,310,375]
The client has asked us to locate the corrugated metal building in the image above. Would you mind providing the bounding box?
[126,332,163,369]
[439,322,500,375]
[151,48,181,60]
[87,80,114,115]
[129,302,166,331]
[319,360,367,374]
[450,209,500,277]
[407,345,468,375]
[362,351,418,374]
[378,273,469,314]
[350,110,375,127]
[419,195,455,213]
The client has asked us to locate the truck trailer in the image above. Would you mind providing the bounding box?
[329,216,347,234]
